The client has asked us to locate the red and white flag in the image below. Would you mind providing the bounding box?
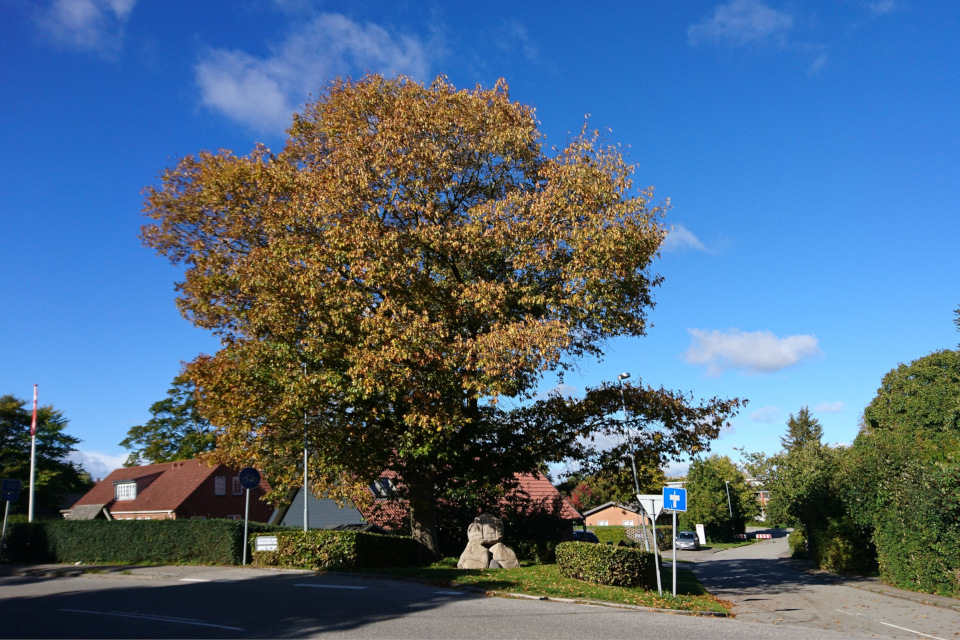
[30,384,38,437]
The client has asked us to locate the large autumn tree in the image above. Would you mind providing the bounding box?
[143,74,742,553]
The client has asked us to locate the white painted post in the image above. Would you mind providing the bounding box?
[672,510,677,597]
[242,488,250,565]
[650,499,662,595]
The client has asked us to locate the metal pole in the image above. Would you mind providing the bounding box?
[672,510,677,597]
[619,375,650,552]
[1,501,9,559]
[302,363,309,533]
[242,488,250,565]
[725,480,734,539]
[28,385,37,523]
[650,499,662,595]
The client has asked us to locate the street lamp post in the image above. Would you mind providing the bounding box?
[725,480,734,540]
[617,373,650,553]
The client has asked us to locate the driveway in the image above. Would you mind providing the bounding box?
[676,530,960,639]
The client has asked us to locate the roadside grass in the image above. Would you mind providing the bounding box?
[702,540,755,550]
[349,558,728,613]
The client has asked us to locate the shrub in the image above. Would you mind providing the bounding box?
[589,526,627,545]
[788,529,807,558]
[808,518,877,575]
[508,539,559,564]
[251,530,428,570]
[555,541,658,589]
[1,519,284,565]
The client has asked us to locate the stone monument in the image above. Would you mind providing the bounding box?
[457,513,520,569]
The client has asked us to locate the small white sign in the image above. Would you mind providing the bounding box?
[695,524,707,545]
[255,536,278,552]
[636,494,664,519]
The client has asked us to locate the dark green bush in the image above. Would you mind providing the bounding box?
[589,526,627,545]
[788,529,807,558]
[252,530,429,570]
[555,541,658,588]
[508,539,559,564]
[808,518,877,575]
[1,519,284,565]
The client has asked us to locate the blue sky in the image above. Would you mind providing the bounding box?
[2,0,958,480]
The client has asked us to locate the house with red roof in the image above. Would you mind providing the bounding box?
[270,471,582,539]
[63,459,273,522]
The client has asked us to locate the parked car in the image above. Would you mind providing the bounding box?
[573,530,600,543]
[676,530,700,550]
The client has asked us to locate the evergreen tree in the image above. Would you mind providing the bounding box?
[781,406,823,450]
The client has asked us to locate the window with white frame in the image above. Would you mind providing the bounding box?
[214,476,226,496]
[597,520,609,526]
[115,482,137,501]
[622,520,634,526]
[232,477,242,495]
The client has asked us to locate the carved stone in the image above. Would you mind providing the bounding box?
[489,542,520,569]
[466,513,504,545]
[457,540,492,569]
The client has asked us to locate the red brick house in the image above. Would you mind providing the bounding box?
[582,501,651,527]
[63,459,273,522]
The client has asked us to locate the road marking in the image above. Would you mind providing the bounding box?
[836,609,946,640]
[60,609,243,631]
[294,583,367,589]
[178,578,237,583]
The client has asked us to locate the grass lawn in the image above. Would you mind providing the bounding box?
[349,558,729,613]
[702,540,755,550]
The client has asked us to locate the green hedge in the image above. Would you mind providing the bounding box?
[509,539,559,564]
[252,530,429,570]
[588,525,671,551]
[555,541,658,589]
[788,529,807,558]
[1,519,284,565]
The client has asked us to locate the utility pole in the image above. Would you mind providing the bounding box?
[303,363,309,533]
[27,385,38,523]
[725,480,734,540]
[617,372,650,552]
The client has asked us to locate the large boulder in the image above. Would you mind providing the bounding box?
[489,542,520,569]
[466,513,504,545]
[457,540,492,569]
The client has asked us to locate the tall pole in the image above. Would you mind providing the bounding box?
[303,363,309,533]
[725,480,734,539]
[27,384,38,523]
[242,488,250,565]
[617,373,649,551]
[650,498,663,595]
[672,510,677,597]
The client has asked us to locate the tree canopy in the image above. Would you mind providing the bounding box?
[120,374,216,466]
[0,394,92,513]
[680,454,760,541]
[142,74,742,552]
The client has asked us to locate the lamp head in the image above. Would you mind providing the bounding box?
[617,372,631,381]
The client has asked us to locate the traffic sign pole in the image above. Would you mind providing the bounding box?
[237,467,261,566]
[243,488,250,565]
[1,500,9,559]
[649,498,662,595]
[672,510,677,597]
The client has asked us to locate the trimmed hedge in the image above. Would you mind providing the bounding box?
[556,541,658,589]
[588,525,671,551]
[509,539,559,564]
[1,519,284,565]
[252,530,429,570]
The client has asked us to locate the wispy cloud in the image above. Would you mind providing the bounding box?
[35,0,136,57]
[816,401,844,413]
[683,328,822,376]
[495,19,539,63]
[661,224,707,253]
[195,13,433,133]
[865,1,897,16]
[750,405,781,423]
[535,382,580,400]
[664,460,690,477]
[66,449,128,480]
[687,0,793,48]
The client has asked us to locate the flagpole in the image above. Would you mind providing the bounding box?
[28,384,38,523]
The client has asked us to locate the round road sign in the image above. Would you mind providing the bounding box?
[238,467,261,490]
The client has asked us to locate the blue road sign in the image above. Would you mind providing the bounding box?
[662,486,687,512]
[238,468,261,490]
[2,478,22,502]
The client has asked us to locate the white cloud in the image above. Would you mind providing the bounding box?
[66,450,127,480]
[661,224,707,253]
[683,328,822,376]
[535,382,580,400]
[866,1,897,16]
[816,401,844,413]
[687,0,793,48]
[750,405,781,423]
[36,0,136,56]
[496,19,539,63]
[195,13,432,132]
[664,461,690,477]
[808,52,829,75]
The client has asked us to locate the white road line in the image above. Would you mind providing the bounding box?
[836,608,947,640]
[60,609,243,631]
[876,621,947,640]
[294,583,367,589]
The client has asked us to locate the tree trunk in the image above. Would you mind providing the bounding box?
[407,473,441,558]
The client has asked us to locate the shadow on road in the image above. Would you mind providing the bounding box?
[691,558,826,596]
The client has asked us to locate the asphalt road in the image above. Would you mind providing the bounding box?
[0,564,848,640]
[680,529,960,639]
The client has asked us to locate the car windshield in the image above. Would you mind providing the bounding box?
[678,532,695,539]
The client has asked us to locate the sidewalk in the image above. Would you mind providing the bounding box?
[0,562,313,581]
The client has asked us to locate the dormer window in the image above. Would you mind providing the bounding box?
[115,481,137,501]
[370,478,393,498]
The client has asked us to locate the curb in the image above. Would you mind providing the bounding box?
[783,558,960,613]
[327,571,730,618]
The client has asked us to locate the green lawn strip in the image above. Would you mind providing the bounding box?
[702,540,754,550]
[348,559,728,613]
